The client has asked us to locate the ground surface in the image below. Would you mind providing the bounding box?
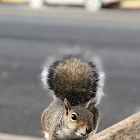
[0,4,140,138]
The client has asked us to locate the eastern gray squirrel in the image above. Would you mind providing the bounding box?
[41,55,105,140]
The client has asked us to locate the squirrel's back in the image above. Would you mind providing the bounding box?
[43,56,105,106]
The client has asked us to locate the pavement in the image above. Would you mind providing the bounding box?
[0,133,45,140]
[0,3,140,138]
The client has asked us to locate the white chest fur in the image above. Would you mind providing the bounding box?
[45,132,49,140]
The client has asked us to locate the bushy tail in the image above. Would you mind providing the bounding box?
[41,48,105,106]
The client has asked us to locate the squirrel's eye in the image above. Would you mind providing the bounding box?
[71,114,77,120]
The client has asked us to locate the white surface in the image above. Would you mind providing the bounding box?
[29,0,44,9]
[85,0,102,12]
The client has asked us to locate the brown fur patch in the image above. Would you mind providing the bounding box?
[52,58,95,105]
[41,111,49,132]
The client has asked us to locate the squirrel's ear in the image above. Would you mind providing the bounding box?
[85,100,91,109]
[64,98,71,115]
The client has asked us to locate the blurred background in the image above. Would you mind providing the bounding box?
[0,0,140,139]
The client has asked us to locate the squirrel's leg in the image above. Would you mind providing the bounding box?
[71,137,86,140]
[49,133,56,140]
[49,128,58,140]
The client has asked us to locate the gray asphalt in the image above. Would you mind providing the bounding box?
[0,5,140,138]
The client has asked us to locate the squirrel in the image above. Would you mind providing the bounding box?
[41,56,105,140]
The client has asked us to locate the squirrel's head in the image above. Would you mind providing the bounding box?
[63,98,98,137]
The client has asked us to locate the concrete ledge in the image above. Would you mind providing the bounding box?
[0,133,45,140]
[87,112,140,140]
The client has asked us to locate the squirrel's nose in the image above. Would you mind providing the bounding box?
[86,128,92,134]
